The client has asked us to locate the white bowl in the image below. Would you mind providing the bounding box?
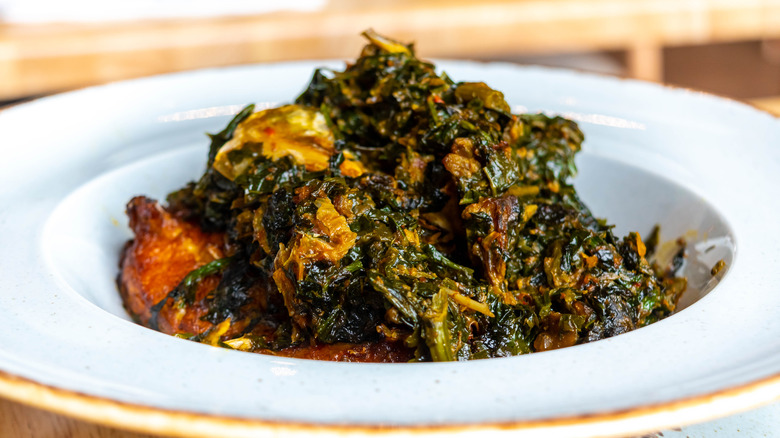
[0,61,777,437]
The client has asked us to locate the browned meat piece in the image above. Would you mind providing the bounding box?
[118,196,412,362]
[118,196,225,333]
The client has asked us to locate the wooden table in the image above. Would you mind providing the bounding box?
[3,0,780,100]
[0,397,159,438]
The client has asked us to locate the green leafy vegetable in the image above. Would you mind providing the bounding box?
[145,31,687,361]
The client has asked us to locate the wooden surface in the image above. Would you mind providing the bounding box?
[3,0,780,98]
[0,397,162,438]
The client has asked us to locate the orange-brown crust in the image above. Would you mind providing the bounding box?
[154,276,222,336]
[118,197,412,362]
[118,196,225,328]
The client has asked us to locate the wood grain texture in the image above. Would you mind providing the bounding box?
[1,0,780,98]
[0,397,167,438]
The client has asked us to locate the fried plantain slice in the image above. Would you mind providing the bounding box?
[118,196,225,331]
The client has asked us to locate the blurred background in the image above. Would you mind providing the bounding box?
[2,0,780,112]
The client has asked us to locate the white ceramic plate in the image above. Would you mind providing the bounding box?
[0,61,778,438]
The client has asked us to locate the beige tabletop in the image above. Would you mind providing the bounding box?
[2,0,780,100]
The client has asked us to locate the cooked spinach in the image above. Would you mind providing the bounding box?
[156,30,686,361]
